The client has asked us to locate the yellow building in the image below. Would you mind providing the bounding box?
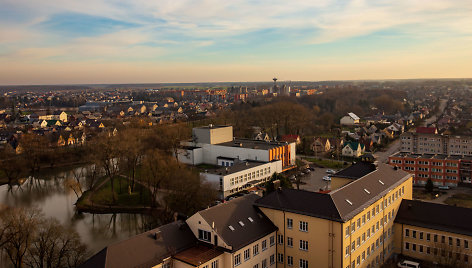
[394,199,472,268]
[255,163,413,268]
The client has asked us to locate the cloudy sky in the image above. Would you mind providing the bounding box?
[1,0,471,85]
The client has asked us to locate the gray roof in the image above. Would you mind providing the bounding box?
[80,221,197,268]
[256,164,411,222]
[198,194,277,251]
[217,138,290,150]
[333,162,377,180]
[329,163,411,221]
[395,199,472,237]
[202,161,268,176]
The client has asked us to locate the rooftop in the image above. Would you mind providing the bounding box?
[202,161,269,176]
[256,163,411,222]
[79,221,197,268]
[332,161,377,180]
[197,194,277,251]
[395,199,472,237]
[390,152,465,161]
[217,138,291,150]
[173,244,224,266]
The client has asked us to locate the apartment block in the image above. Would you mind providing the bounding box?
[400,132,472,156]
[388,152,472,186]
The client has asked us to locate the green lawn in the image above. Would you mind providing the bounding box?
[444,193,472,209]
[302,157,349,169]
[89,176,152,207]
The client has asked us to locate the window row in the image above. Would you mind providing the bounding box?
[405,229,470,249]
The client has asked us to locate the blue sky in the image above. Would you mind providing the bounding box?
[0,0,471,84]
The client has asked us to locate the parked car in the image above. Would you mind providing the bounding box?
[322,176,331,181]
[326,169,336,174]
[397,260,420,268]
[438,185,450,190]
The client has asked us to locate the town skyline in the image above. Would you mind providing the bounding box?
[1,0,472,85]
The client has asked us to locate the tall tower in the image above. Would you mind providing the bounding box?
[272,77,278,93]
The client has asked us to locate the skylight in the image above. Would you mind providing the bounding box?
[346,199,353,205]
[364,189,371,194]
[378,180,385,185]
[228,225,235,231]
[248,217,254,222]
[239,221,245,227]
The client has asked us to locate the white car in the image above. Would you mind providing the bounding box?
[322,176,331,181]
[326,169,336,174]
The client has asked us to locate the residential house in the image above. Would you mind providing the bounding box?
[340,112,360,125]
[342,141,365,157]
[280,134,301,145]
[311,137,331,153]
[254,132,271,141]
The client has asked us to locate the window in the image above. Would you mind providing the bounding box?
[405,242,410,250]
[357,219,361,228]
[351,223,356,233]
[254,265,259,268]
[434,234,438,243]
[449,237,453,246]
[244,249,250,261]
[253,244,259,256]
[262,259,267,268]
[465,240,469,249]
[426,233,430,241]
[300,240,308,251]
[299,259,308,268]
[198,229,211,242]
[287,218,293,229]
[412,230,416,238]
[457,238,461,247]
[277,253,284,263]
[300,221,308,232]
[270,254,275,265]
[442,235,446,243]
[262,240,267,251]
[235,254,241,266]
[357,237,361,247]
[405,229,409,237]
[270,236,275,246]
[277,235,284,245]
[357,256,360,265]
[362,215,366,225]
[362,251,365,261]
[345,226,350,237]
[412,244,416,251]
[211,260,219,268]
[346,245,350,256]
[367,211,371,221]
[287,256,293,266]
[362,233,366,243]
[287,237,293,247]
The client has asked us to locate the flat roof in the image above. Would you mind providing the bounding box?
[332,162,376,180]
[217,138,290,150]
[203,161,269,176]
[194,125,230,129]
[390,152,465,161]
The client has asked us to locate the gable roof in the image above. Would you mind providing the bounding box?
[348,112,360,120]
[255,164,411,222]
[416,127,437,134]
[344,141,364,151]
[395,199,472,237]
[332,162,377,180]
[255,188,343,222]
[79,221,197,268]
[198,194,277,251]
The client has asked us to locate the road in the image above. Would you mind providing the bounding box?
[421,98,448,127]
[374,139,400,163]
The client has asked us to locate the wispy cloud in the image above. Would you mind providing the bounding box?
[0,0,471,84]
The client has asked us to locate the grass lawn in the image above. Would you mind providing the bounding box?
[89,176,152,207]
[302,157,349,169]
[413,189,436,200]
[444,193,472,208]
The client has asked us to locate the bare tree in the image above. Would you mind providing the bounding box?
[92,134,120,203]
[0,145,23,185]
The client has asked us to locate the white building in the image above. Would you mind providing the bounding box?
[201,160,283,199]
[340,112,360,125]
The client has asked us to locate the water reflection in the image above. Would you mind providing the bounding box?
[0,166,161,255]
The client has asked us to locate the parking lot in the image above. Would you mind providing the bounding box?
[292,167,340,192]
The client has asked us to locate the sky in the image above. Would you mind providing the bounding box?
[1,0,472,85]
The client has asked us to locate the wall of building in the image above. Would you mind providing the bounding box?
[227,232,277,268]
[200,144,270,165]
[331,177,354,191]
[394,223,472,267]
[186,213,231,250]
[259,207,343,268]
[193,126,233,145]
[342,177,412,268]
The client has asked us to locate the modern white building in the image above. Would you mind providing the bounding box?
[201,160,283,199]
[178,125,296,170]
